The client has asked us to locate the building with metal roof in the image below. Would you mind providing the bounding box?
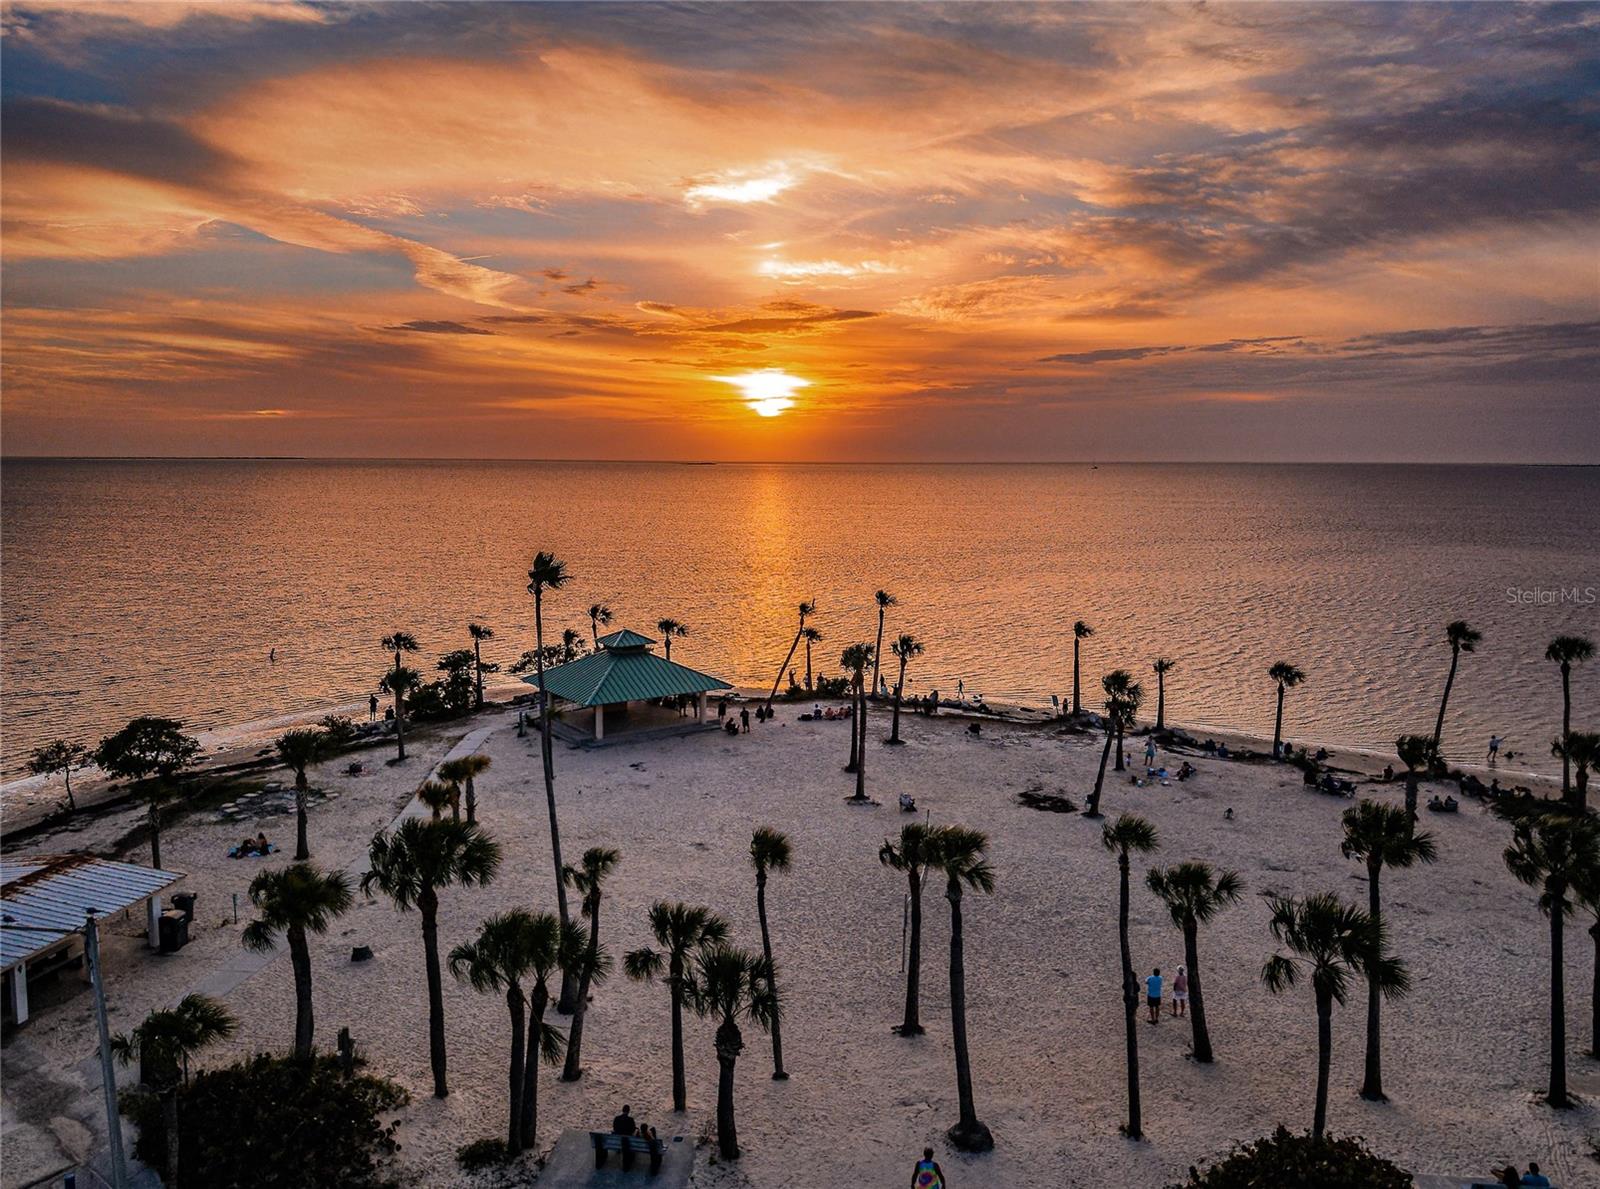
[2,854,184,1026]
[522,628,731,740]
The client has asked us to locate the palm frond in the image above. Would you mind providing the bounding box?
[624,947,664,983]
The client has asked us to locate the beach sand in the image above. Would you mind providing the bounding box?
[2,699,1593,1188]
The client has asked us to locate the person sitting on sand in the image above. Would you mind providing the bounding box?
[1177,761,1196,781]
[1216,743,1229,758]
[1383,763,1394,782]
[612,1104,636,1136]
[1224,807,1234,820]
[1171,965,1189,1017]
[724,718,738,736]
[899,792,917,813]
[1519,1162,1550,1187]
[967,721,981,737]
[1146,967,1163,1022]
[911,1147,945,1189]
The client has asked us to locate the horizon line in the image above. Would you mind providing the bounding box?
[1,455,1595,468]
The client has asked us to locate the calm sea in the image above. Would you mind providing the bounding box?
[2,460,1596,797]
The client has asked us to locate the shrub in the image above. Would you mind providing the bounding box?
[123,1053,408,1188]
[319,715,357,746]
[457,1138,512,1171]
[1169,1127,1411,1189]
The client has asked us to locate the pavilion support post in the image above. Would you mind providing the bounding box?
[147,895,162,949]
[697,693,707,721]
[594,704,605,742]
[9,962,28,1026]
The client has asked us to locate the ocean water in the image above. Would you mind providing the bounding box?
[2,460,1596,795]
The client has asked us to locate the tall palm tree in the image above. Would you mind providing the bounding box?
[362,818,501,1097]
[468,623,496,710]
[519,911,585,1149]
[450,911,536,1153]
[381,632,420,761]
[1503,807,1600,1108]
[560,846,620,1081]
[1145,862,1244,1064]
[588,602,613,648]
[656,618,689,661]
[1103,669,1142,771]
[888,633,924,744]
[1262,892,1405,1138]
[1151,658,1175,731]
[1086,682,1140,818]
[111,994,236,1187]
[437,753,491,825]
[801,626,823,690]
[872,589,898,695]
[1395,734,1433,836]
[274,728,329,860]
[1431,620,1482,760]
[926,824,997,1152]
[749,827,792,1079]
[242,863,352,1058]
[880,822,938,1036]
[687,943,779,1160]
[1546,636,1594,798]
[1552,731,1599,813]
[1268,661,1306,758]
[1072,620,1095,714]
[624,902,729,1111]
[527,549,578,1012]
[840,642,873,795]
[1339,801,1438,1100]
[1102,814,1158,1138]
[768,599,815,706]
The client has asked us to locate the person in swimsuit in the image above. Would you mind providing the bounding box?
[911,1147,945,1188]
[1171,965,1189,1017]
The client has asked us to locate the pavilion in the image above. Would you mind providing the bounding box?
[521,628,732,741]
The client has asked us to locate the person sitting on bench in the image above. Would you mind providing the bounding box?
[612,1103,636,1136]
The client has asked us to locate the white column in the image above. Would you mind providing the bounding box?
[594,704,605,741]
[148,894,162,948]
[697,693,707,720]
[9,962,28,1025]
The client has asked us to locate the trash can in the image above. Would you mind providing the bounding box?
[171,892,198,922]
[158,910,190,954]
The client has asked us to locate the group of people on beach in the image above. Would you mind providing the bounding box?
[228,831,271,858]
[610,1103,661,1148]
[720,700,773,735]
[1144,966,1190,1022]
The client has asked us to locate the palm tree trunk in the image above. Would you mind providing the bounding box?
[533,589,577,1014]
[1403,771,1419,839]
[1550,893,1569,1107]
[465,776,477,825]
[873,611,885,696]
[1155,674,1165,731]
[1314,988,1333,1138]
[64,766,76,811]
[805,638,813,690]
[670,977,687,1111]
[562,892,602,1081]
[1184,921,1213,1064]
[1589,919,1599,1059]
[1073,639,1081,714]
[1118,852,1141,1139]
[755,874,787,1078]
[420,894,448,1097]
[855,683,867,801]
[1114,719,1125,772]
[1576,765,1589,814]
[1432,648,1459,757]
[148,796,162,870]
[846,676,861,772]
[1360,862,1385,1099]
[1273,683,1285,756]
[474,640,485,711]
[294,772,310,861]
[162,1086,181,1187]
[900,871,924,1035]
[715,1019,743,1159]
[890,658,907,743]
[289,926,314,1059]
[945,878,992,1151]
[507,985,526,1154]
[393,653,407,762]
[521,983,547,1147]
[1560,666,1572,798]
[769,629,802,706]
[1087,729,1114,817]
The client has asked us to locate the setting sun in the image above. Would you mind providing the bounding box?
[714,369,809,418]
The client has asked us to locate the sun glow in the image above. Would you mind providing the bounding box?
[714,369,809,417]
[685,166,796,206]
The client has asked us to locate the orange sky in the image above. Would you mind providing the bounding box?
[2,1,1596,461]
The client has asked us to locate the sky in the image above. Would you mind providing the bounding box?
[2,1,1597,463]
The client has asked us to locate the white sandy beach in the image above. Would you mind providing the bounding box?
[2,700,1593,1188]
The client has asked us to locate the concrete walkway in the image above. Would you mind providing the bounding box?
[538,1128,695,1188]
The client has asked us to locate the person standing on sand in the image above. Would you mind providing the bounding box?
[1144,737,1157,768]
[740,707,750,734]
[1488,735,1502,764]
[1145,967,1163,1022]
[369,693,379,722]
[911,1146,945,1188]
[1171,965,1188,1017]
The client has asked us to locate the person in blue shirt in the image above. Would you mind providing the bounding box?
[1520,1162,1551,1187]
[1146,967,1163,1023]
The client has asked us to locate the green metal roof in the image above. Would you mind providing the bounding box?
[597,628,655,650]
[522,633,730,706]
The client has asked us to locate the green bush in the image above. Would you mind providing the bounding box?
[456,1138,512,1171]
[124,1053,408,1188]
[1170,1127,1411,1189]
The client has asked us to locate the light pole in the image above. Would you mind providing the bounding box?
[84,909,128,1189]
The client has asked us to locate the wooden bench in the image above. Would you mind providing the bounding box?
[590,1131,663,1175]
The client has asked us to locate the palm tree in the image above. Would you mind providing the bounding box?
[437,753,491,825]
[656,617,689,661]
[111,994,236,1186]
[26,740,87,812]
[1552,732,1599,813]
[1086,681,1140,818]
[624,902,729,1111]
[872,589,898,695]
[1546,636,1594,798]
[1262,892,1405,1138]
[527,549,578,1012]
[1151,658,1174,731]
[749,827,792,1079]
[361,818,501,1097]
[418,778,459,820]
[588,602,613,648]
[519,911,585,1149]
[840,642,874,797]
[1339,801,1437,1100]
[768,599,815,706]
[687,943,778,1160]
[1431,620,1482,760]
[381,632,420,761]
[1102,813,1158,1138]
[1268,661,1306,758]
[1395,734,1433,836]
[1145,862,1244,1064]
[1573,861,1600,1060]
[242,863,352,1058]
[880,822,938,1036]
[1503,807,1600,1108]
[801,626,823,690]
[468,623,496,710]
[560,846,620,1081]
[560,627,586,663]
[274,728,328,861]
[925,825,995,1151]
[1072,620,1095,714]
[450,911,536,1153]
[1103,670,1142,771]
[888,634,923,744]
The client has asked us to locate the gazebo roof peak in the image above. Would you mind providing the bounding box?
[597,628,656,650]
